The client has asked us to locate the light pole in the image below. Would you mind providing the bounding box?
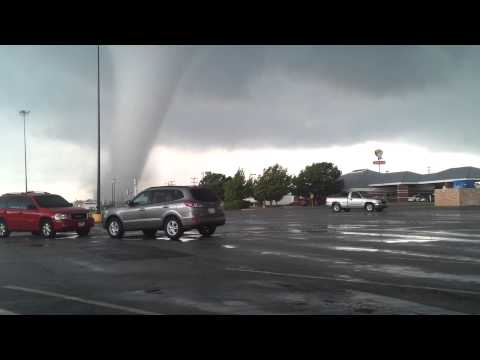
[19,110,30,193]
[111,178,116,207]
[96,45,101,214]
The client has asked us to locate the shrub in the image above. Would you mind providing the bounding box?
[223,200,252,210]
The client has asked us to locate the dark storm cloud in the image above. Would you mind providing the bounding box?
[177,45,474,99]
[152,45,480,153]
[0,45,99,144]
[2,45,479,197]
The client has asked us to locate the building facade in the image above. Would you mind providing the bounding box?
[340,167,480,202]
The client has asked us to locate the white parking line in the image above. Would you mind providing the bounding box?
[3,286,161,315]
[226,267,480,297]
[0,308,18,315]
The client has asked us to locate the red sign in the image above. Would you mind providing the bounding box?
[373,160,386,165]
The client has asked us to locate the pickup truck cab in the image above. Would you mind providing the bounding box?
[326,191,387,213]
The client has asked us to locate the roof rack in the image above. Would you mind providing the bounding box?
[2,191,50,196]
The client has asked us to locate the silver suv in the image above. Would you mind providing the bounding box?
[103,186,226,240]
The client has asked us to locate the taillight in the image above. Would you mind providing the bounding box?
[184,201,202,208]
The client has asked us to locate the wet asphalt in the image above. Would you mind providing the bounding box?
[1,205,480,314]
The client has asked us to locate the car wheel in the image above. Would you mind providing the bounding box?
[332,203,341,212]
[142,229,157,238]
[0,220,10,238]
[107,217,124,239]
[164,216,184,241]
[76,228,91,237]
[198,225,216,237]
[365,203,374,212]
[40,220,56,239]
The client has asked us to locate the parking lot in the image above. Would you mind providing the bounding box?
[1,205,480,314]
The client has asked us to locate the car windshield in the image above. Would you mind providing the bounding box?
[34,195,72,208]
[190,188,218,202]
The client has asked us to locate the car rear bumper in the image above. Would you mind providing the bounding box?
[53,218,94,232]
[183,215,226,230]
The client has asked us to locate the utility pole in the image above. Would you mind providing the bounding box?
[96,44,101,214]
[19,110,30,193]
[111,178,116,207]
[133,176,137,196]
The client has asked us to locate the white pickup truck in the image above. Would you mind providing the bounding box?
[326,191,387,213]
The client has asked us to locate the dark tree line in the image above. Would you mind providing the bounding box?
[199,162,342,209]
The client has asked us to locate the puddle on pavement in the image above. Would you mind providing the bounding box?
[334,246,379,253]
[144,287,163,294]
[331,245,480,264]
[338,231,480,244]
[244,226,267,231]
[222,245,237,249]
[357,264,480,284]
[29,243,45,247]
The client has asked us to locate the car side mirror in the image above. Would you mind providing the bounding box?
[127,200,134,207]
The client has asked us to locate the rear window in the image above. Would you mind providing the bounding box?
[34,195,71,208]
[190,188,218,202]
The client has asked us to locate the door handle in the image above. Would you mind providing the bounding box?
[161,206,169,209]
[138,208,146,212]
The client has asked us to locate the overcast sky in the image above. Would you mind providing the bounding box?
[1,45,480,201]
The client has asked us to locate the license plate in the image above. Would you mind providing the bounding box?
[78,222,85,227]
[208,208,216,214]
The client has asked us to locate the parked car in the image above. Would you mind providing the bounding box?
[102,186,226,240]
[408,193,429,202]
[326,191,387,212]
[0,192,94,239]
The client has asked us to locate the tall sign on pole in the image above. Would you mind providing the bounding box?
[373,149,385,173]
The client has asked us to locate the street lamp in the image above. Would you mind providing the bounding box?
[111,178,116,207]
[19,110,30,193]
[96,44,101,214]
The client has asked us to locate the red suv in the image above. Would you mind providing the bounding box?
[0,192,94,239]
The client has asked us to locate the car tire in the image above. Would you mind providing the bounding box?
[332,203,342,212]
[365,203,375,213]
[198,225,216,237]
[40,219,56,239]
[76,229,91,237]
[106,217,124,239]
[0,220,10,238]
[163,216,184,241]
[142,229,157,238]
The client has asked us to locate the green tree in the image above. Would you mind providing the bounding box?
[199,172,229,200]
[244,177,255,198]
[253,164,292,205]
[224,169,247,202]
[223,169,252,209]
[292,162,342,203]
